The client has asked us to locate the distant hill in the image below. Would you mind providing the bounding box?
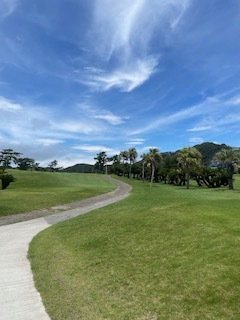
[193,142,231,166]
[62,163,94,173]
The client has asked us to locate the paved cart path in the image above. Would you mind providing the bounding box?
[0,177,131,320]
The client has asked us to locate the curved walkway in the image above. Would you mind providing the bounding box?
[0,177,131,320]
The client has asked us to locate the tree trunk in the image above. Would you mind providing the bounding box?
[150,166,155,188]
[142,163,145,183]
[228,175,234,190]
[186,172,190,189]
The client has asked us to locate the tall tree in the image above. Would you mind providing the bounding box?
[177,147,202,189]
[0,149,22,169]
[120,150,129,177]
[17,157,35,170]
[94,152,107,174]
[128,148,138,179]
[146,148,162,188]
[214,148,240,190]
[108,154,122,175]
[48,160,58,172]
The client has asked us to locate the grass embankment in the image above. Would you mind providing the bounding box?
[29,176,240,320]
[0,170,115,216]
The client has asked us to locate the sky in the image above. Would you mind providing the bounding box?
[0,0,240,167]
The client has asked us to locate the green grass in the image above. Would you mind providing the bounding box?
[0,170,115,216]
[29,176,240,320]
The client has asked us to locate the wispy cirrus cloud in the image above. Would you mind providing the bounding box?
[0,0,19,19]
[130,93,240,136]
[94,114,126,125]
[189,137,204,145]
[125,138,146,146]
[34,138,64,146]
[187,126,211,132]
[81,0,191,92]
[83,58,158,92]
[77,103,127,125]
[72,144,119,155]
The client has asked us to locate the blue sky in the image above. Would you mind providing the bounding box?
[1,0,240,167]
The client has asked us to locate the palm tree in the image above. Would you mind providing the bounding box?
[214,148,240,189]
[146,148,162,188]
[177,147,202,189]
[128,148,138,179]
[120,150,129,177]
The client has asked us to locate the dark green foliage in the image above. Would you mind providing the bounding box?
[94,152,107,173]
[158,168,168,184]
[0,167,15,190]
[17,157,35,170]
[161,152,178,170]
[193,168,228,188]
[167,168,186,185]
[0,149,22,169]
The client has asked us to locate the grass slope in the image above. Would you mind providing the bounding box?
[29,176,240,320]
[0,170,115,216]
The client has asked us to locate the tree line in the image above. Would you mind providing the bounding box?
[94,146,240,190]
[0,148,60,190]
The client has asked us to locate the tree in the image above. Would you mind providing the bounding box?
[0,167,15,190]
[120,150,129,177]
[48,160,58,172]
[17,157,35,170]
[146,148,162,188]
[214,148,240,190]
[108,154,122,175]
[193,167,228,188]
[94,152,107,174]
[0,149,22,169]
[177,147,202,189]
[128,148,138,179]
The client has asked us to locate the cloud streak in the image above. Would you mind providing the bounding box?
[130,93,240,135]
[0,0,19,19]
[81,0,191,92]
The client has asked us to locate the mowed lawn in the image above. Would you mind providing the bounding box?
[0,170,115,216]
[29,175,240,320]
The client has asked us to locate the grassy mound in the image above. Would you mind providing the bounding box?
[29,176,240,320]
[0,170,115,216]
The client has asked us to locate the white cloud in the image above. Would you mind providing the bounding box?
[94,114,126,125]
[125,138,146,146]
[34,139,64,146]
[130,104,201,135]
[130,93,240,135]
[81,0,190,92]
[0,96,22,111]
[187,126,211,132]
[229,97,240,105]
[189,137,204,145]
[78,102,127,125]
[53,121,101,135]
[72,144,120,156]
[84,57,158,92]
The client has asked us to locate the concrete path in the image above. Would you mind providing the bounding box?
[0,177,131,320]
